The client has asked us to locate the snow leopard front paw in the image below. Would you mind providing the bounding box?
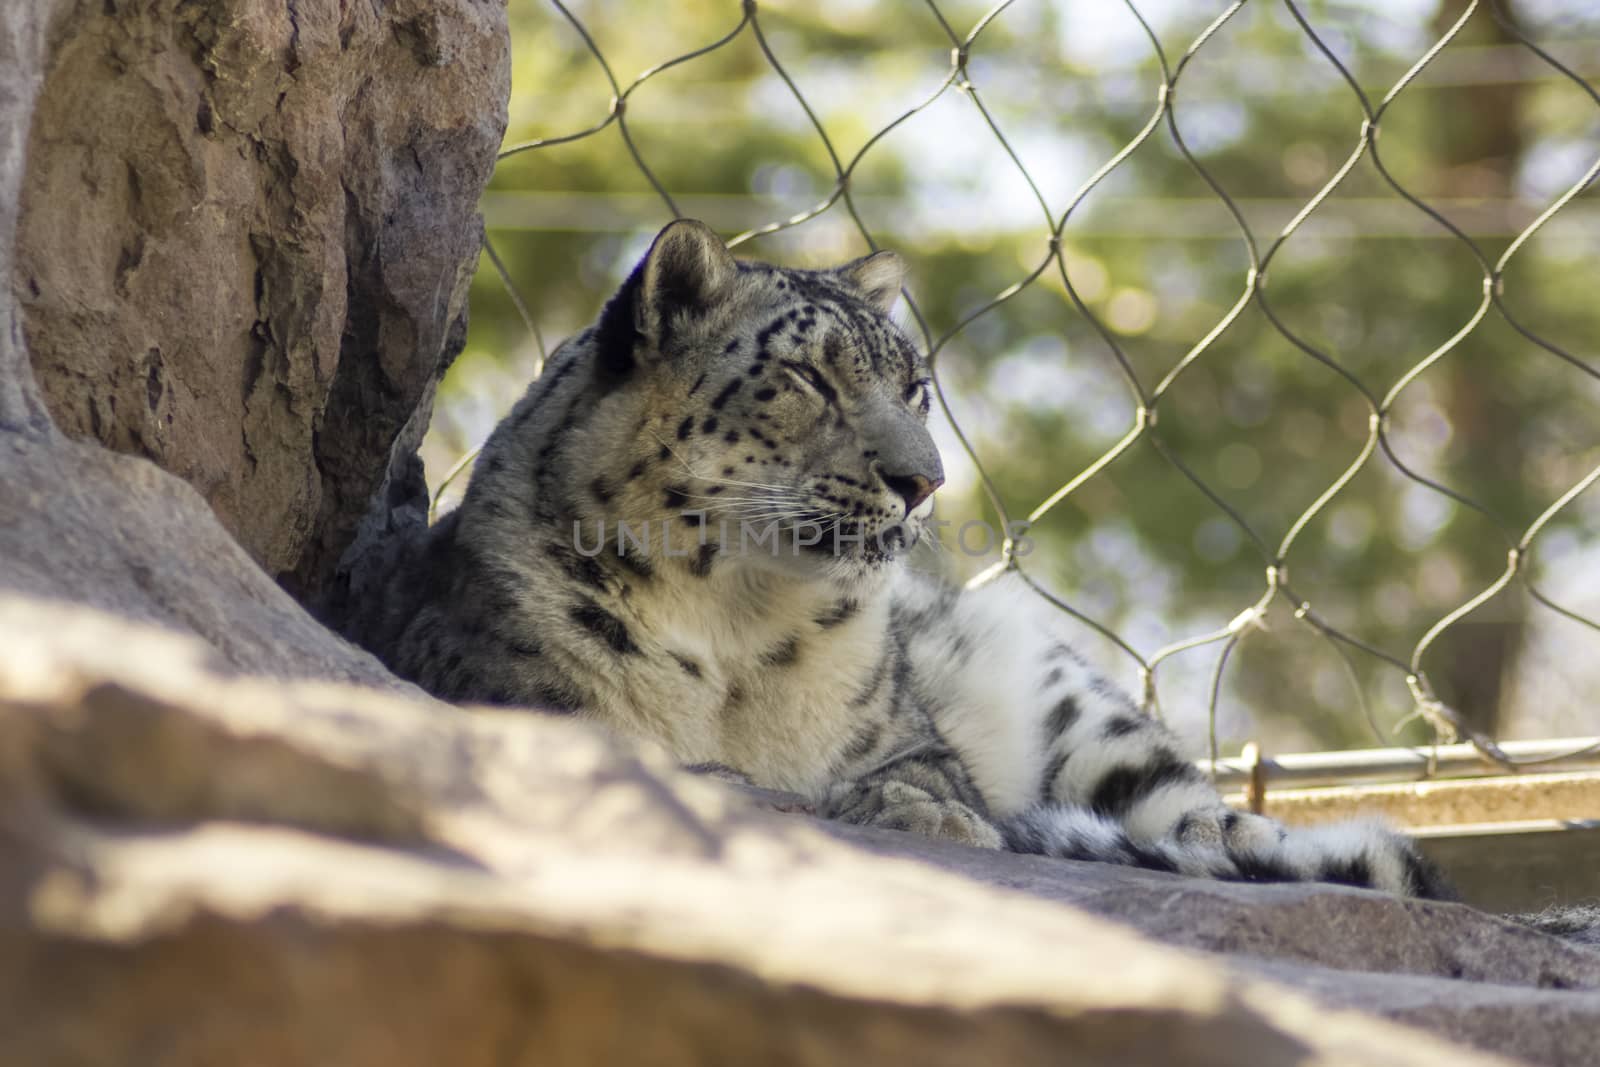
[823,777,1005,850]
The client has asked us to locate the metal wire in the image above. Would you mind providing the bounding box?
[479,0,1600,779]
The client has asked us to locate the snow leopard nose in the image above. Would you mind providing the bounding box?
[881,470,943,514]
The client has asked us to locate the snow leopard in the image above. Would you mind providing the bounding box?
[352,218,1452,898]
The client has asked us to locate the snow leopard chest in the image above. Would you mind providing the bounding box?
[597,574,892,795]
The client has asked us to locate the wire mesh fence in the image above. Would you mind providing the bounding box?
[440,0,1600,782]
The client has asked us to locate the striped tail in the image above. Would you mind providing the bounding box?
[1003,804,1455,899]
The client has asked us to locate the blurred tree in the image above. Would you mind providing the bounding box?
[1419,0,1527,740]
[429,0,1600,755]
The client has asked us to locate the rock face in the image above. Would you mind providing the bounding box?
[5,3,1600,1066]
[4,597,1595,1067]
[12,0,508,604]
[0,0,58,437]
[0,432,420,690]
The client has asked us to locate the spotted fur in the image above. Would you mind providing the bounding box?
[354,220,1452,900]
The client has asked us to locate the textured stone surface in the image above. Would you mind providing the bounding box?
[12,0,508,601]
[0,600,1551,1067]
[826,823,1600,1066]
[830,820,1600,987]
[0,432,417,690]
[0,0,60,436]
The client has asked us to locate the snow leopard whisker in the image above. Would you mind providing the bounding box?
[697,503,819,527]
[685,490,802,510]
[694,491,807,513]
[647,434,797,496]
[692,472,801,493]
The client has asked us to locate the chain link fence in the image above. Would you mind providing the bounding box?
[442,0,1600,783]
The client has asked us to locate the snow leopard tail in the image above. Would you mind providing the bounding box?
[1002,804,1456,899]
[1006,806,1600,948]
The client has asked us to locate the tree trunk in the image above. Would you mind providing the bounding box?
[1424,0,1526,739]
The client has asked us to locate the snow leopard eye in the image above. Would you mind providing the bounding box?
[905,378,932,415]
[783,361,838,405]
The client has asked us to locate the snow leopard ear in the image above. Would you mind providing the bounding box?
[636,219,737,341]
[836,250,905,314]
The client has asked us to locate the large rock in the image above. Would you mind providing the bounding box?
[0,432,418,689]
[4,594,1593,1067]
[11,0,508,603]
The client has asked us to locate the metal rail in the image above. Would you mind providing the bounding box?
[1202,736,1600,791]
